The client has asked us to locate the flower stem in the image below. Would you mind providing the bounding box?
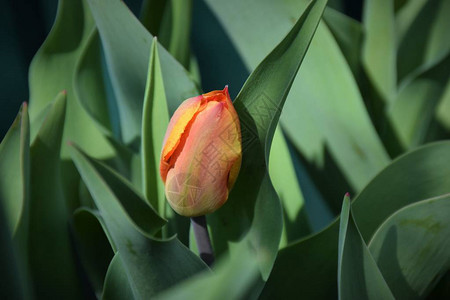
[191,215,214,267]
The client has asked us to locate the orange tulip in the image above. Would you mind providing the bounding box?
[160,87,242,217]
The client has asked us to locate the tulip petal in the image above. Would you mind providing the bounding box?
[160,95,203,182]
[162,95,203,162]
[165,100,241,216]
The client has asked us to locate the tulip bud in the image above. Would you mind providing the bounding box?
[160,86,242,217]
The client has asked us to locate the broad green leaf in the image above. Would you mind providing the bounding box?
[0,104,31,297]
[155,244,258,300]
[362,0,396,102]
[262,142,450,298]
[30,102,51,143]
[207,0,327,281]
[28,0,113,158]
[70,146,207,298]
[86,0,199,144]
[269,127,310,247]
[338,195,394,299]
[369,195,450,299]
[397,0,450,85]
[388,54,450,148]
[70,145,166,238]
[323,7,363,79]
[0,103,30,237]
[102,252,134,300]
[0,202,25,299]
[204,0,389,194]
[73,208,114,296]
[352,142,450,240]
[74,29,112,136]
[142,38,169,216]
[261,219,339,299]
[28,92,82,298]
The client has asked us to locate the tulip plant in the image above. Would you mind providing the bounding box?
[1,0,449,299]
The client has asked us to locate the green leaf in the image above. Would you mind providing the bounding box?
[28,91,83,298]
[28,0,113,158]
[351,142,450,240]
[338,195,394,299]
[362,0,396,102]
[73,208,114,296]
[102,252,134,300]
[395,0,427,43]
[388,54,450,148]
[0,103,31,298]
[397,0,450,84]
[0,201,25,299]
[261,142,450,298]
[369,194,450,299]
[155,244,259,300]
[166,0,193,68]
[436,80,450,131]
[141,38,170,216]
[269,126,310,247]
[0,103,30,237]
[323,7,363,79]
[204,0,389,194]
[86,0,199,144]
[70,145,166,238]
[70,146,207,298]
[74,29,112,136]
[206,0,327,282]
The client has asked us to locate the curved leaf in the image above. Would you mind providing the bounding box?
[73,208,114,296]
[204,0,389,195]
[269,127,310,246]
[155,244,258,300]
[0,103,30,237]
[28,0,113,158]
[102,252,134,300]
[207,0,327,281]
[70,145,166,238]
[0,202,25,299]
[362,0,396,102]
[86,0,199,143]
[0,103,30,297]
[28,92,83,298]
[74,29,112,136]
[323,7,363,78]
[397,0,450,85]
[388,54,450,148]
[70,146,207,298]
[262,142,450,298]
[369,195,450,299]
[338,195,394,299]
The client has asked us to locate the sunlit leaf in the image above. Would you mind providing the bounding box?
[262,142,450,298]
[207,0,327,283]
[369,194,450,299]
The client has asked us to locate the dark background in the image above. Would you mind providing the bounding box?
[0,0,362,139]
